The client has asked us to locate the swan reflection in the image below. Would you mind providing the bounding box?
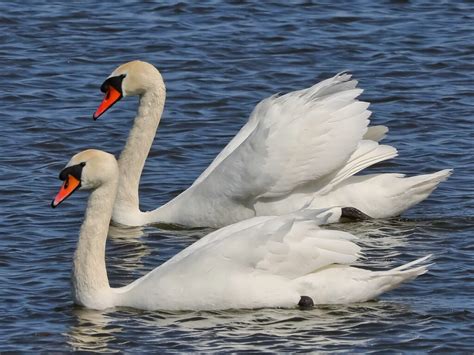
[67,307,120,351]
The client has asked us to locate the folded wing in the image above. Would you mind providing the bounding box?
[146,210,361,283]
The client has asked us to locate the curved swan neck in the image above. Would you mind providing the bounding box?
[115,79,166,217]
[72,178,117,308]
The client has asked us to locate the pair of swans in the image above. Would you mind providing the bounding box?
[51,61,447,310]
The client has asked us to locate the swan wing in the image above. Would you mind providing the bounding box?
[161,206,343,268]
[191,73,371,203]
[252,219,362,279]
[136,209,360,286]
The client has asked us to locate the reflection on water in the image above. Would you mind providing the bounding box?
[66,300,426,352]
[67,307,120,352]
[330,219,416,268]
[106,224,151,282]
[108,223,145,240]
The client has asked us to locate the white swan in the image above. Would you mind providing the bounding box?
[51,149,431,311]
[93,61,451,227]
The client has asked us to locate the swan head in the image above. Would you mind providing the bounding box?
[93,60,164,120]
[51,149,118,208]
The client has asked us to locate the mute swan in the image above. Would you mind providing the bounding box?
[51,149,431,311]
[93,61,451,227]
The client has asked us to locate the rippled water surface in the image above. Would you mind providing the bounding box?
[1,0,473,352]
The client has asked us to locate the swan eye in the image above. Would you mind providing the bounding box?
[80,162,86,167]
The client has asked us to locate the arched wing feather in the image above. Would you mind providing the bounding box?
[191,73,371,206]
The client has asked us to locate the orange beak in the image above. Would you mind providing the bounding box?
[51,175,81,208]
[93,85,122,120]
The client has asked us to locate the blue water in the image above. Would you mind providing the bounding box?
[1,0,473,352]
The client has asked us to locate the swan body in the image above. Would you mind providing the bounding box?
[94,61,450,227]
[52,149,431,311]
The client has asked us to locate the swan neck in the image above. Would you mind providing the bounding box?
[115,82,166,216]
[72,180,117,307]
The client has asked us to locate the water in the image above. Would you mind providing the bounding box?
[0,0,473,351]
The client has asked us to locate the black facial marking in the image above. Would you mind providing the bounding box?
[59,163,85,181]
[340,207,372,221]
[100,74,126,94]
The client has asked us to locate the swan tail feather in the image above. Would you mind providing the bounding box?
[320,169,452,219]
[391,254,433,271]
[380,169,452,216]
[362,255,432,298]
[401,169,452,198]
